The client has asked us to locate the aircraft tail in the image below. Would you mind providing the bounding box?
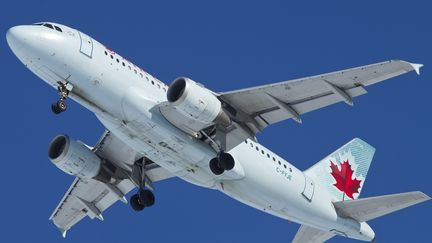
[304,138,375,201]
[333,191,430,222]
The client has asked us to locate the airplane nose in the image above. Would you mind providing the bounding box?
[6,25,27,54]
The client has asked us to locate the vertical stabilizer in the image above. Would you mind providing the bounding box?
[305,138,375,201]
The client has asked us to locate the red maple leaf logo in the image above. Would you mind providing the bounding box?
[330,160,361,200]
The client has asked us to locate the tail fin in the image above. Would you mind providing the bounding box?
[305,138,375,201]
[333,191,430,222]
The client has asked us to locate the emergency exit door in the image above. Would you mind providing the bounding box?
[78,31,93,57]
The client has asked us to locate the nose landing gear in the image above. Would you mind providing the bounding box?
[52,81,72,114]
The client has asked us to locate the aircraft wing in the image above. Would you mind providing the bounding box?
[292,225,335,243]
[49,131,174,237]
[217,60,422,149]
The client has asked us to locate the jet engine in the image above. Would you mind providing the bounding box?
[48,134,109,181]
[167,77,231,127]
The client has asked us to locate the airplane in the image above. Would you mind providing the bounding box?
[6,22,430,243]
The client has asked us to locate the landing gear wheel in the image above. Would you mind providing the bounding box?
[139,189,155,207]
[130,194,145,211]
[209,157,224,175]
[51,103,62,114]
[218,152,235,170]
[57,100,67,112]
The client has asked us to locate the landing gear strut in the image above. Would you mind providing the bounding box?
[52,81,72,114]
[129,158,155,212]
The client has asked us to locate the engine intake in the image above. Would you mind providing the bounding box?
[48,134,104,179]
[167,77,230,127]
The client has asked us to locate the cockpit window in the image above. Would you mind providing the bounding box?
[54,26,62,32]
[32,23,44,26]
[43,23,54,29]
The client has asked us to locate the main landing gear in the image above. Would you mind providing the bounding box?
[209,151,235,175]
[51,81,71,114]
[129,158,155,212]
[200,130,236,175]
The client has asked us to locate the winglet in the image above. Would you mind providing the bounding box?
[60,228,67,238]
[410,62,424,75]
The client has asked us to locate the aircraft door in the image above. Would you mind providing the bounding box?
[302,174,315,201]
[78,31,93,57]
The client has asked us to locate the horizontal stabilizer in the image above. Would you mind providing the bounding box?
[333,191,430,222]
[292,225,335,243]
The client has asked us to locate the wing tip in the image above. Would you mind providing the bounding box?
[410,63,424,75]
[395,60,424,75]
[59,228,67,238]
[415,191,431,201]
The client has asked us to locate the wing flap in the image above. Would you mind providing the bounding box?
[333,191,430,222]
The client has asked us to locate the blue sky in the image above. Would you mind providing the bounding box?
[1,1,431,242]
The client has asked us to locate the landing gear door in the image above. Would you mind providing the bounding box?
[302,174,314,202]
[78,31,93,58]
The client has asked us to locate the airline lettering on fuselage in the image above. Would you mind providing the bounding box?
[276,167,292,180]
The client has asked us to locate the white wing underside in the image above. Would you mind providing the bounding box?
[49,131,174,237]
[220,60,421,126]
[292,225,335,243]
[216,60,422,150]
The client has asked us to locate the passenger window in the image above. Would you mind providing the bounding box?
[272,157,276,162]
[151,80,155,85]
[140,73,143,78]
[116,58,120,63]
[110,55,114,59]
[134,69,137,74]
[128,66,131,70]
[54,26,62,32]
[261,150,264,155]
[43,23,54,29]
[104,51,108,55]
[267,153,270,158]
[289,168,293,172]
[157,84,161,88]
[278,160,281,165]
[255,146,259,151]
[283,164,287,169]
[250,143,253,147]
[122,62,125,67]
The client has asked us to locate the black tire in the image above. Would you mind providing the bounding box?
[130,194,145,211]
[139,189,155,207]
[51,103,61,114]
[209,157,224,175]
[57,100,67,112]
[218,152,235,170]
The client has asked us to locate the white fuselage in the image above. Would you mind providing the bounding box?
[6,23,374,241]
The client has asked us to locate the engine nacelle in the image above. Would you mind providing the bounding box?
[167,77,230,127]
[48,134,102,179]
